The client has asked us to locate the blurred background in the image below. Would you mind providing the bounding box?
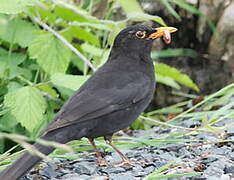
[0,0,233,177]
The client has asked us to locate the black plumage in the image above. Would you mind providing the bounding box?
[0,25,177,180]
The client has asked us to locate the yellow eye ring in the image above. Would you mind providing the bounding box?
[136,31,146,39]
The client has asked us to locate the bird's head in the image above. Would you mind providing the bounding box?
[112,25,177,57]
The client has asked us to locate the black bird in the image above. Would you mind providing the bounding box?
[0,25,177,180]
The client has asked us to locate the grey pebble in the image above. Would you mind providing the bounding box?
[204,160,225,177]
[144,166,155,174]
[60,173,83,180]
[99,166,126,174]
[224,164,234,174]
[109,172,135,180]
[40,164,60,178]
[202,156,218,164]
[228,152,234,161]
[74,162,96,175]
[227,127,234,136]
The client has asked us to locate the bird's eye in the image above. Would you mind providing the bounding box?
[135,31,146,39]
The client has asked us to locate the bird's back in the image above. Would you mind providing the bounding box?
[46,54,155,138]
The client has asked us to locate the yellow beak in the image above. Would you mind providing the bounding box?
[148,27,178,43]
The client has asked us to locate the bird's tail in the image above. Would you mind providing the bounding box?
[0,142,54,180]
[0,125,86,180]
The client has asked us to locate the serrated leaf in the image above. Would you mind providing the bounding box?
[155,63,199,91]
[51,73,89,91]
[0,16,38,47]
[0,0,36,14]
[4,86,47,132]
[28,33,72,75]
[0,53,28,79]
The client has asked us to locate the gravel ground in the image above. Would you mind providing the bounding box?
[21,118,234,180]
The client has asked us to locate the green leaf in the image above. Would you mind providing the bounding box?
[0,113,18,132]
[156,74,181,89]
[54,5,96,23]
[81,43,103,56]
[51,73,89,91]
[155,63,199,91]
[151,49,197,58]
[65,27,100,47]
[28,33,72,75]
[116,0,143,13]
[0,53,28,79]
[159,0,181,20]
[170,0,202,15]
[0,16,38,47]
[70,22,113,31]
[0,0,36,14]
[28,6,57,24]
[4,86,47,132]
[127,13,166,26]
[147,106,183,115]
[36,83,58,98]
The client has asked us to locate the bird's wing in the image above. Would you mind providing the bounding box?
[45,75,152,132]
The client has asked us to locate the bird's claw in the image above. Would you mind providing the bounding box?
[113,158,136,167]
[97,157,109,166]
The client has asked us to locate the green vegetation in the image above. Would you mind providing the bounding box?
[0,0,233,179]
[0,0,197,141]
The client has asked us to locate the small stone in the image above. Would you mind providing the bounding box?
[220,174,232,180]
[40,164,60,179]
[228,152,234,161]
[224,164,234,174]
[74,162,96,175]
[204,160,225,177]
[227,127,234,136]
[103,167,125,174]
[202,157,218,164]
[92,176,108,180]
[144,166,155,174]
[159,152,175,161]
[161,144,185,152]
[109,172,135,180]
[106,152,122,164]
[60,173,84,180]
[80,175,91,179]
[207,176,221,180]
[121,165,133,171]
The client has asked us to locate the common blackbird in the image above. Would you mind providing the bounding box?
[0,25,177,180]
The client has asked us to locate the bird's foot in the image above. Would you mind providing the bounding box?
[113,158,136,167]
[97,157,109,166]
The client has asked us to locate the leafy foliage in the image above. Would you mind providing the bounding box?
[155,63,199,91]
[0,0,35,14]
[51,73,89,91]
[0,0,199,159]
[4,86,47,133]
[29,33,72,75]
[0,16,37,47]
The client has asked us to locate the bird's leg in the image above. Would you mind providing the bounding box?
[104,136,135,166]
[88,138,109,166]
